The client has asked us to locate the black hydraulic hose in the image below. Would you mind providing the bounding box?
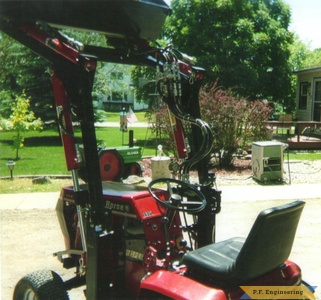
[180,120,213,179]
[157,84,213,180]
[166,98,213,180]
[155,47,214,181]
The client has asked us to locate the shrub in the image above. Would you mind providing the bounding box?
[152,83,272,166]
[94,109,108,122]
[199,82,272,166]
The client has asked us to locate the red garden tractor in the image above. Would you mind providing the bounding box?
[0,1,314,299]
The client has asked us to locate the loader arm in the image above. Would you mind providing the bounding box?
[0,1,220,297]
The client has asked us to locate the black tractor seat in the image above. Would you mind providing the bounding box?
[181,200,305,285]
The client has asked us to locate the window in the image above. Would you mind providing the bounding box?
[299,82,308,109]
[111,91,128,102]
[111,72,123,80]
[315,80,321,101]
[111,91,123,101]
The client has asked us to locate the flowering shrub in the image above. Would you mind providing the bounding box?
[199,82,272,166]
[152,83,272,166]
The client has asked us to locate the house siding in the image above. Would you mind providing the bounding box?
[296,67,321,121]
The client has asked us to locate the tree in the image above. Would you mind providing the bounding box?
[0,90,13,119]
[0,33,54,121]
[165,0,294,111]
[8,93,42,160]
[289,35,311,72]
[130,39,169,107]
[301,48,321,69]
[0,31,136,120]
[131,66,158,107]
[288,32,321,71]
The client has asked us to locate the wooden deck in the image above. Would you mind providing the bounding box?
[265,121,321,150]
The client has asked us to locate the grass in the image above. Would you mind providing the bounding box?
[0,126,158,177]
[95,126,157,156]
[1,126,321,178]
[1,123,321,193]
[0,177,73,194]
[105,111,153,122]
[0,124,160,193]
[286,151,321,160]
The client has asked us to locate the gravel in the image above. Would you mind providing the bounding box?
[140,157,321,186]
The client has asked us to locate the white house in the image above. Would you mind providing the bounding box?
[97,64,148,112]
[295,67,321,121]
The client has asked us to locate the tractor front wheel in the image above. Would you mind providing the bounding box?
[13,269,69,300]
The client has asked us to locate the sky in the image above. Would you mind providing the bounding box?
[164,0,321,50]
[287,0,321,50]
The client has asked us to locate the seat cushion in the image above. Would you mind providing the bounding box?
[181,237,245,280]
[182,201,305,285]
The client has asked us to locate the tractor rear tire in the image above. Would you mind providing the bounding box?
[13,269,69,300]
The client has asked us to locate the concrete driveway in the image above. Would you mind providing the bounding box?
[1,184,320,299]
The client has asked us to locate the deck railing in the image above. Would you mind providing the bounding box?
[264,121,321,149]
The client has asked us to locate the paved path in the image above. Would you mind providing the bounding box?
[0,192,59,210]
[1,183,320,299]
[1,183,320,210]
[95,121,150,128]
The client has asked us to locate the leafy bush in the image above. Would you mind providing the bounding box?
[151,83,272,166]
[94,109,108,122]
[199,83,272,166]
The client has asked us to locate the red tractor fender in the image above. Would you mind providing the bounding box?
[139,270,227,300]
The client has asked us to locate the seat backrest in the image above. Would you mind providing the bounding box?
[235,200,305,281]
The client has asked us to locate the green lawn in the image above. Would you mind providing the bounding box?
[286,150,321,161]
[0,126,157,177]
[1,125,321,177]
[105,111,153,122]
